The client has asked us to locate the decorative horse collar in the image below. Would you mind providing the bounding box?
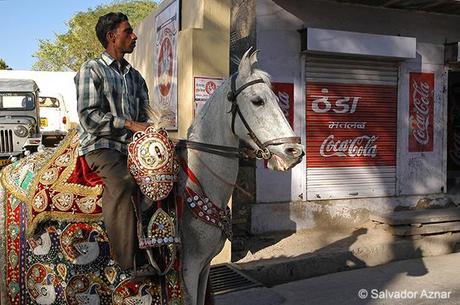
[180,159,232,240]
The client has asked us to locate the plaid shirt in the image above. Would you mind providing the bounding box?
[75,52,149,156]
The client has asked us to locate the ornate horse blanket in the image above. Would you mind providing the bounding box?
[1,130,104,237]
[0,130,183,305]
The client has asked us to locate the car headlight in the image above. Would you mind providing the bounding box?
[14,125,29,138]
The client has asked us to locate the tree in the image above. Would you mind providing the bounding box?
[0,58,12,70]
[33,0,156,71]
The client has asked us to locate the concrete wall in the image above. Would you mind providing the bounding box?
[397,43,447,195]
[127,0,230,139]
[128,0,232,263]
[252,0,460,233]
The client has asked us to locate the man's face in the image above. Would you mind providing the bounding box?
[111,20,137,54]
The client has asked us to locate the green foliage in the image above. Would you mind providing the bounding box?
[0,58,12,70]
[33,0,156,71]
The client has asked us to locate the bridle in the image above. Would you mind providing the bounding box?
[226,73,300,159]
[176,73,301,160]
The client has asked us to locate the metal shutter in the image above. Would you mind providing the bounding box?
[305,56,398,200]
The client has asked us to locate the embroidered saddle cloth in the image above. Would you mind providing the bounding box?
[0,129,104,236]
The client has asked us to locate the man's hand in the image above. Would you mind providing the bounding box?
[125,120,150,133]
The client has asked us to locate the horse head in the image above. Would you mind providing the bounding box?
[230,49,304,171]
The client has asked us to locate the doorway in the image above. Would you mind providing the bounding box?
[447,71,460,192]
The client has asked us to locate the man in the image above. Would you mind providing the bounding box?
[75,12,149,269]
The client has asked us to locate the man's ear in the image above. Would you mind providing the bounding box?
[106,31,115,44]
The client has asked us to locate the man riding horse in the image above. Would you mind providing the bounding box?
[75,12,151,271]
[0,12,305,303]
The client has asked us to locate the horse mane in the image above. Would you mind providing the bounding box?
[145,104,167,129]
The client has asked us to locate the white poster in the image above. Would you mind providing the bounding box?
[153,0,179,130]
[193,76,224,116]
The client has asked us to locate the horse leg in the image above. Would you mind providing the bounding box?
[197,264,213,305]
[181,259,202,305]
[180,207,225,305]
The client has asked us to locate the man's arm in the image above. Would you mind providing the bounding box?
[137,78,150,123]
[123,76,151,133]
[76,62,126,136]
[125,120,149,133]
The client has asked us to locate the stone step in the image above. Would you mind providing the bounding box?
[379,221,460,236]
[370,207,460,225]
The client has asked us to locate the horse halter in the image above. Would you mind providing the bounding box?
[226,73,301,160]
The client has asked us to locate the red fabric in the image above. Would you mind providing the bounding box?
[179,159,203,189]
[67,156,104,187]
[176,195,184,219]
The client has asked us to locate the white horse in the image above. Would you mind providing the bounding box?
[178,49,303,305]
[0,50,304,305]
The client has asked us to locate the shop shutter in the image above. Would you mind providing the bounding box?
[305,56,398,200]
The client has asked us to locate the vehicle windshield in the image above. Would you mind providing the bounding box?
[39,96,60,108]
[0,92,35,110]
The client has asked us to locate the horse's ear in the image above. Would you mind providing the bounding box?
[238,48,253,78]
[249,50,260,70]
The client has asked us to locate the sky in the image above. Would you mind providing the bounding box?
[0,0,117,70]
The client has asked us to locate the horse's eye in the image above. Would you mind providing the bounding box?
[251,97,265,106]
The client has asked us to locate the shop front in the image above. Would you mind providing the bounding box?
[250,0,460,234]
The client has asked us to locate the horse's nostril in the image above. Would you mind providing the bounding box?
[285,147,301,157]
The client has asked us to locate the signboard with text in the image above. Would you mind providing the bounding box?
[408,72,434,152]
[193,77,224,116]
[306,83,397,168]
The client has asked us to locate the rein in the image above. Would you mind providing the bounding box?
[174,142,254,199]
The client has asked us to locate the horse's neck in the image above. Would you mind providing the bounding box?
[185,85,239,209]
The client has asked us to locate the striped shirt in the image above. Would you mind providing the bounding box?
[75,52,149,156]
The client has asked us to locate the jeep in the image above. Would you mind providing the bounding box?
[0,79,43,166]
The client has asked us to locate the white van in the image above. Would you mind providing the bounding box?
[39,92,70,145]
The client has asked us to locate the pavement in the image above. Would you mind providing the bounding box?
[233,221,460,286]
[215,252,460,305]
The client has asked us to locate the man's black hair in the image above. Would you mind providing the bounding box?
[96,12,129,48]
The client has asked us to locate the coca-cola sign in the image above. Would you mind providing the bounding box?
[409,72,434,152]
[307,83,397,168]
[320,135,378,158]
[272,82,294,127]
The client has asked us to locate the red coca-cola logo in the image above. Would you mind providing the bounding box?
[277,91,290,119]
[408,73,434,152]
[320,135,378,158]
[272,83,294,127]
[411,80,431,145]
